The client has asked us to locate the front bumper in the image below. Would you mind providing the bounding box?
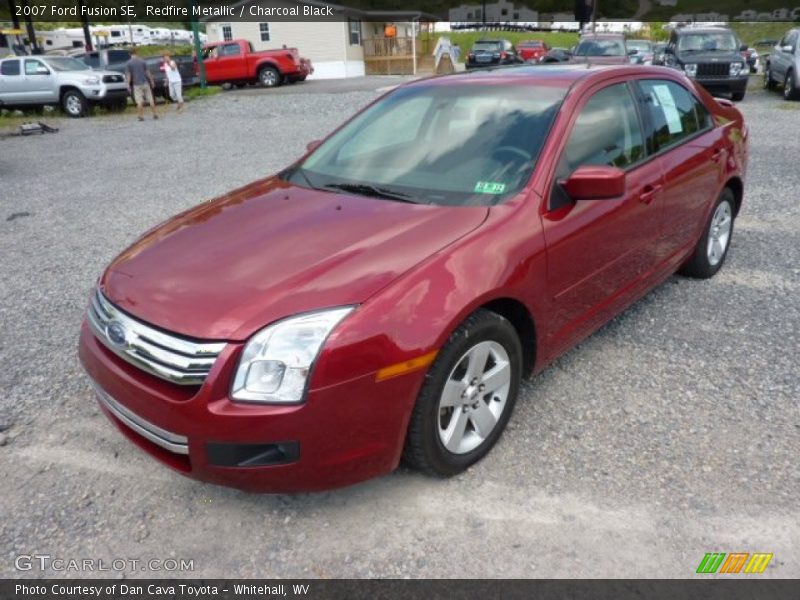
[78,320,422,492]
[694,75,749,95]
[81,84,129,101]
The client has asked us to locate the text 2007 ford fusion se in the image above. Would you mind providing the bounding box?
[79,65,748,492]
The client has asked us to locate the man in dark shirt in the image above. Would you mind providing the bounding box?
[126,48,158,121]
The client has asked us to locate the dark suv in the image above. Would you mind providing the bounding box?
[465,39,522,69]
[664,27,749,101]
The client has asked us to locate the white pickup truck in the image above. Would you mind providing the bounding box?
[0,55,129,117]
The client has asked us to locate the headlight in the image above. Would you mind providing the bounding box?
[684,63,697,77]
[83,76,100,85]
[231,307,355,404]
[729,62,743,76]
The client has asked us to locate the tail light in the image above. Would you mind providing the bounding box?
[500,51,508,59]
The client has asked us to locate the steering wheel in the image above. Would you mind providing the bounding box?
[493,146,533,162]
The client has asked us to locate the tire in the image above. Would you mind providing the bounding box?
[784,70,800,101]
[258,66,281,88]
[61,90,88,118]
[731,90,745,102]
[763,64,777,90]
[403,309,522,477]
[679,188,736,279]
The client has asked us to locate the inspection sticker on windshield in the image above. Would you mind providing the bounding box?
[474,181,506,194]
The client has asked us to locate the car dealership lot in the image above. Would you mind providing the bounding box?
[1,77,798,578]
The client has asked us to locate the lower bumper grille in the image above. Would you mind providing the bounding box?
[92,382,189,455]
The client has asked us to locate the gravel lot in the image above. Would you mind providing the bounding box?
[0,76,798,579]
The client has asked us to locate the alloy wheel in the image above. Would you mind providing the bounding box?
[437,341,511,455]
[707,200,732,267]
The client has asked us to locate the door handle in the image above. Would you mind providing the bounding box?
[638,184,662,205]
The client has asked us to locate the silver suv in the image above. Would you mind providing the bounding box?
[764,28,800,100]
[0,55,129,117]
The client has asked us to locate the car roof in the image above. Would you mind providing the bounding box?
[675,27,734,34]
[580,33,624,39]
[404,64,664,90]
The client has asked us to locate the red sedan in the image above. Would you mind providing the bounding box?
[79,65,748,492]
[517,39,550,62]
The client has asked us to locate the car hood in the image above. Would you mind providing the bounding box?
[675,51,742,63]
[100,177,488,341]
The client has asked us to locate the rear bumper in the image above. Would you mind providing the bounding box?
[78,320,421,493]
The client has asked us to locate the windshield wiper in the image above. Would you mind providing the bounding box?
[323,183,419,204]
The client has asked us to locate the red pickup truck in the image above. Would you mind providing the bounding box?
[202,39,313,88]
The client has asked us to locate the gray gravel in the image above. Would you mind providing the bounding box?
[0,77,798,579]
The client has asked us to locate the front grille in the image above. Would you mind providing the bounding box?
[87,289,225,385]
[697,63,730,78]
[102,74,124,83]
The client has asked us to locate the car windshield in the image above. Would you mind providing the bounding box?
[46,57,91,72]
[627,40,652,51]
[285,83,566,206]
[677,32,738,52]
[473,41,502,52]
[574,39,625,56]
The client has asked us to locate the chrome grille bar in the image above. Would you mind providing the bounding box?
[87,289,225,385]
[92,381,189,455]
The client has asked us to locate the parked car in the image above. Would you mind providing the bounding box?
[0,55,128,116]
[79,65,748,493]
[764,28,800,100]
[76,48,198,99]
[570,34,631,65]
[626,39,654,64]
[539,47,573,63]
[201,39,313,87]
[663,27,749,101]
[465,39,523,69]
[517,40,549,63]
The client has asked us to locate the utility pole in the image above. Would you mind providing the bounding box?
[7,0,20,29]
[18,0,39,53]
[190,0,206,88]
[77,0,92,51]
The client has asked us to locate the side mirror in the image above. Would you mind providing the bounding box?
[306,139,322,152]
[35,66,50,75]
[561,165,626,201]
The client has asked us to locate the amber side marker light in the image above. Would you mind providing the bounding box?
[375,350,438,382]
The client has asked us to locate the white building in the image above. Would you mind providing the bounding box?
[203,0,437,78]
[449,1,538,24]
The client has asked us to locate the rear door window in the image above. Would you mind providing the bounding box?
[1,60,21,76]
[637,80,710,151]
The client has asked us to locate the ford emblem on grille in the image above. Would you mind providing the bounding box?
[106,321,127,346]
